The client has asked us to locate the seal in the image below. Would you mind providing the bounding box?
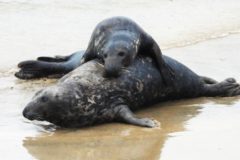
[15,17,174,85]
[22,55,240,128]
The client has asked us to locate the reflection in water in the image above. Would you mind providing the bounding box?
[23,97,240,160]
[161,97,240,160]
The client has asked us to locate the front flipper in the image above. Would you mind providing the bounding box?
[80,50,98,65]
[114,105,160,128]
[142,36,175,86]
[152,42,175,86]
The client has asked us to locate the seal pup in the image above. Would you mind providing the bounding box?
[16,17,174,85]
[22,55,240,128]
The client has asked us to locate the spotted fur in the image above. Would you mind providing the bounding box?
[22,54,240,128]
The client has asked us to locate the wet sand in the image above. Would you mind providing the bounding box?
[0,0,240,69]
[0,1,240,160]
[0,35,239,160]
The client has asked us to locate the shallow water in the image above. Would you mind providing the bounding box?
[0,1,240,160]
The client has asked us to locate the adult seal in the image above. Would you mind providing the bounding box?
[22,53,240,128]
[15,17,174,85]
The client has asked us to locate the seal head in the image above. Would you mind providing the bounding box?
[22,85,95,127]
[101,31,138,77]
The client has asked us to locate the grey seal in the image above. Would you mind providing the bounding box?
[22,55,240,128]
[15,17,174,85]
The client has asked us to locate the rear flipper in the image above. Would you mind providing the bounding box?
[203,78,240,97]
[15,51,84,79]
[201,76,218,84]
[114,105,160,128]
[37,55,70,62]
[15,60,68,79]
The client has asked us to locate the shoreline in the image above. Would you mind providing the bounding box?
[0,32,239,73]
[0,29,239,160]
[1,0,240,69]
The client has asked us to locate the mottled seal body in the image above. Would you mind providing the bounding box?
[22,55,240,128]
[16,17,174,85]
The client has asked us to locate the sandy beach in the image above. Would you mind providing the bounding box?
[0,0,240,160]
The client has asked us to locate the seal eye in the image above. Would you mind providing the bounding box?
[118,52,125,57]
[41,96,48,103]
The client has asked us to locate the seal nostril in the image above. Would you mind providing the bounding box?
[22,107,35,120]
[22,107,29,118]
[41,96,48,103]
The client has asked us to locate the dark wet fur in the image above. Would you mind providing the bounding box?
[82,16,175,85]
[22,55,240,128]
[16,17,175,86]
[15,51,84,79]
